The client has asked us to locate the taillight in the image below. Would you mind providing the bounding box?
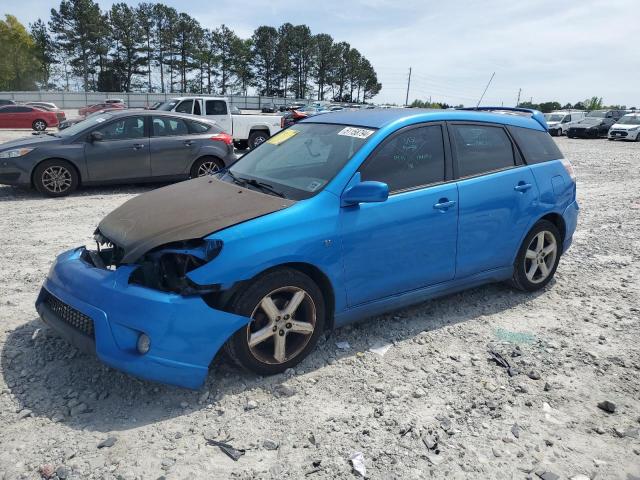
[210,132,233,145]
[561,158,576,182]
[280,116,285,129]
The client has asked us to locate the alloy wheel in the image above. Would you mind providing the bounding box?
[34,120,46,131]
[247,286,316,364]
[41,166,72,194]
[524,231,558,284]
[252,135,267,147]
[197,161,220,176]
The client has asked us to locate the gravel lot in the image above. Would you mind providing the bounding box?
[0,132,638,480]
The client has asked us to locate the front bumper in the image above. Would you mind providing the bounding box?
[567,127,600,138]
[608,129,639,140]
[36,247,250,389]
[0,159,31,186]
[561,200,579,254]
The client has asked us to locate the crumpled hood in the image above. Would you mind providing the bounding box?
[97,176,296,263]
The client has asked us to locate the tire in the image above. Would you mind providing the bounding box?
[190,156,224,178]
[33,159,79,197]
[557,127,563,136]
[509,220,562,292]
[32,119,47,131]
[636,133,640,142]
[225,268,325,376]
[248,130,269,150]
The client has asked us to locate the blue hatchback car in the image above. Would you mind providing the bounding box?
[37,107,579,388]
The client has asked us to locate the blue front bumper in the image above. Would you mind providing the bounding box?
[36,248,250,389]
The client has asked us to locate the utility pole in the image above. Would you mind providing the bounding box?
[405,67,412,106]
[516,88,521,107]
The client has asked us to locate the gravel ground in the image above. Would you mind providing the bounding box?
[0,134,638,480]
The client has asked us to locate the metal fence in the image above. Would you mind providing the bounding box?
[0,91,312,110]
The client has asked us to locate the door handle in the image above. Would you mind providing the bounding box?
[514,182,532,192]
[133,143,145,150]
[433,199,456,211]
[183,140,194,146]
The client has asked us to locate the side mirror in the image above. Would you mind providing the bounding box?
[90,131,104,142]
[341,181,389,207]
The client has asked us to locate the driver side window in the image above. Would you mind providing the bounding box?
[360,125,445,193]
[94,116,145,140]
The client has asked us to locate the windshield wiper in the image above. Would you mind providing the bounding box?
[240,178,286,198]
[225,170,245,186]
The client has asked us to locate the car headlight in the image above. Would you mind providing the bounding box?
[0,148,35,158]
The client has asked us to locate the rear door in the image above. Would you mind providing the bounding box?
[450,122,538,278]
[205,99,232,134]
[149,116,197,177]
[340,123,458,306]
[84,115,150,181]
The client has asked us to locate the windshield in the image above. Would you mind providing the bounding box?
[156,99,180,111]
[57,113,114,137]
[544,114,564,122]
[227,123,376,200]
[587,111,607,118]
[618,115,640,125]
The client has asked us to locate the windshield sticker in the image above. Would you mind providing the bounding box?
[307,180,324,191]
[267,129,299,145]
[338,127,374,139]
[94,118,106,123]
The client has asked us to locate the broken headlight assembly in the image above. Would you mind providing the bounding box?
[128,239,223,295]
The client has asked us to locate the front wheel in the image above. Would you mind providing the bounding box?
[510,220,561,292]
[33,159,78,197]
[225,268,325,375]
[248,130,269,149]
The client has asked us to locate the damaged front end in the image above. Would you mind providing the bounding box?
[90,229,223,296]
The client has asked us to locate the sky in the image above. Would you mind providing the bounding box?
[3,0,637,107]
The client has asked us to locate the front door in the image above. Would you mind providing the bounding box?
[340,123,458,306]
[449,122,539,278]
[84,115,150,181]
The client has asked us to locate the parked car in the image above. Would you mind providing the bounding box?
[35,107,578,388]
[0,99,16,106]
[607,112,640,141]
[25,101,60,111]
[279,102,305,112]
[58,108,121,130]
[0,105,60,131]
[105,98,126,105]
[543,111,586,136]
[0,110,235,196]
[261,104,278,113]
[566,109,626,138]
[157,96,285,149]
[146,101,163,110]
[79,102,126,117]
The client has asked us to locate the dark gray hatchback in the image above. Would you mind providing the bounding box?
[0,110,236,197]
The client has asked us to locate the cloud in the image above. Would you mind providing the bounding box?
[4,0,637,106]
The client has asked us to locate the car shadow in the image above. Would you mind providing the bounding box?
[1,281,547,433]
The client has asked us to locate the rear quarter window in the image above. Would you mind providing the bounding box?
[508,126,563,164]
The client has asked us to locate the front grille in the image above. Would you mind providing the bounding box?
[610,130,627,137]
[43,291,95,338]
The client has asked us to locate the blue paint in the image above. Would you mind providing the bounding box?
[38,108,578,388]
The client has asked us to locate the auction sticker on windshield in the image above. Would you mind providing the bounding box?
[338,126,375,139]
[267,129,299,145]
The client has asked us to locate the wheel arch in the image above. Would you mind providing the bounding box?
[539,212,566,245]
[189,154,225,177]
[31,157,82,188]
[214,262,336,331]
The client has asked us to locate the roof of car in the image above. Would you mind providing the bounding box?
[302,107,547,130]
[103,109,218,124]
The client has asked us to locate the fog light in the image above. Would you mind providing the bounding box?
[137,333,151,354]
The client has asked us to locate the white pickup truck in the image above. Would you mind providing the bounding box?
[156,97,284,149]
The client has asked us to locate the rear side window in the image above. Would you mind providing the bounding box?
[206,100,228,115]
[187,120,211,134]
[360,125,445,192]
[152,117,189,136]
[508,126,563,164]
[451,124,515,177]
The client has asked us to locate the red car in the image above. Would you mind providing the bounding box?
[79,102,126,117]
[0,105,60,131]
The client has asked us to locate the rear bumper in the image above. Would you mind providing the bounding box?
[36,247,250,389]
[561,200,579,253]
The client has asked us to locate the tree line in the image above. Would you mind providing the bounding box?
[2,0,382,103]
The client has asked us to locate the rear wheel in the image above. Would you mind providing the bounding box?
[248,130,269,149]
[510,220,561,292]
[33,159,78,197]
[225,268,325,375]
[32,119,47,131]
[190,156,224,178]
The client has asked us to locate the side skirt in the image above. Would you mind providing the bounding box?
[333,266,513,328]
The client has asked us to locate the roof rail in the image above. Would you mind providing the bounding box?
[457,106,547,130]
